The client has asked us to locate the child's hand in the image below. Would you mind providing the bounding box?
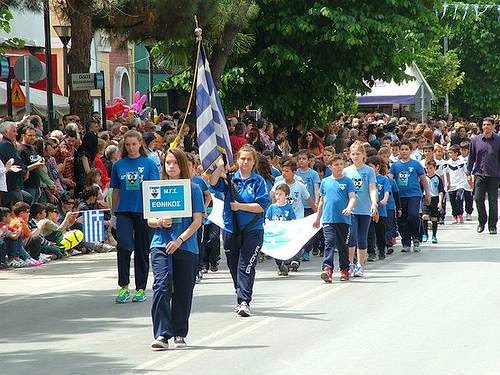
[342,207,352,216]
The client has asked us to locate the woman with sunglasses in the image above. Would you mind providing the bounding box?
[299,131,324,160]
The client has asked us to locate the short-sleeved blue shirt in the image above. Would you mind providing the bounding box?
[319,176,355,225]
[271,179,310,218]
[386,177,399,210]
[376,175,391,217]
[343,164,376,215]
[110,155,160,213]
[295,168,321,208]
[150,183,204,254]
[266,203,296,221]
[390,159,425,198]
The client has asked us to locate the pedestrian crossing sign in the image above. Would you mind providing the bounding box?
[11,80,25,106]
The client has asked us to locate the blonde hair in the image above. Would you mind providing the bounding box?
[349,141,366,156]
[237,145,258,171]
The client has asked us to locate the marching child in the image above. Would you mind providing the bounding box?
[313,155,356,282]
[295,150,321,261]
[367,156,391,260]
[422,160,444,243]
[343,141,378,277]
[459,141,473,221]
[434,144,447,224]
[390,141,400,164]
[266,183,296,276]
[270,160,316,271]
[445,145,469,224]
[390,140,430,252]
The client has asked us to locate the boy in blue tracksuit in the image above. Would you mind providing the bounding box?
[313,155,356,282]
[390,140,431,252]
[265,183,296,276]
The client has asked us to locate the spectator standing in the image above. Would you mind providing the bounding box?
[466,117,500,234]
[17,125,45,204]
[229,122,248,155]
[0,122,27,207]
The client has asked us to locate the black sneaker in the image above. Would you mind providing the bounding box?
[151,336,169,351]
[386,247,394,255]
[290,261,300,272]
[312,248,320,256]
[489,227,497,235]
[174,336,186,348]
[195,271,202,284]
[367,253,377,262]
[210,264,219,272]
[378,254,386,260]
[477,224,485,233]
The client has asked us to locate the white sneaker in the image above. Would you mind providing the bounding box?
[38,254,51,263]
[353,263,364,277]
[69,249,82,256]
[99,243,114,253]
[465,214,472,221]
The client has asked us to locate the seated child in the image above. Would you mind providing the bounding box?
[0,207,43,267]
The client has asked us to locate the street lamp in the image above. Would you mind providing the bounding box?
[53,25,71,97]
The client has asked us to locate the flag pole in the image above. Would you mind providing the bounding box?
[169,16,202,150]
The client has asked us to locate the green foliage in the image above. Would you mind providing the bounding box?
[223,0,436,126]
[416,38,464,99]
[0,7,24,54]
[444,2,500,116]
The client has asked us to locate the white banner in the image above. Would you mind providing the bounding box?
[207,196,320,260]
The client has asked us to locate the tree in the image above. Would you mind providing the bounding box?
[447,3,499,116]
[222,0,436,126]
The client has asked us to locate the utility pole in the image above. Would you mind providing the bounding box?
[444,36,449,116]
[44,0,55,131]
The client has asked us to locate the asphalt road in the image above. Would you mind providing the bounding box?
[1,214,499,375]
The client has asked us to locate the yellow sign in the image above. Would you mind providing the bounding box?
[11,80,25,106]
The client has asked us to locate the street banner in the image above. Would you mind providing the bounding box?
[207,196,321,260]
[142,179,192,219]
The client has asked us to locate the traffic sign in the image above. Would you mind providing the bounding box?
[13,55,46,83]
[70,72,104,91]
[0,57,9,79]
[11,80,26,106]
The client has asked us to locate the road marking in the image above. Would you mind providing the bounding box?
[134,280,350,372]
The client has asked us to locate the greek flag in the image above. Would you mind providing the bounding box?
[196,47,233,173]
[82,210,105,243]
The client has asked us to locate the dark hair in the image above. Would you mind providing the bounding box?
[256,153,275,185]
[400,140,412,149]
[425,159,437,167]
[0,207,11,221]
[275,183,290,196]
[235,122,246,135]
[12,202,30,215]
[449,145,460,154]
[281,159,297,172]
[45,203,59,213]
[313,161,326,175]
[391,140,401,147]
[65,129,78,139]
[121,130,149,158]
[85,168,101,187]
[422,143,434,151]
[366,147,378,157]
[81,185,100,200]
[30,203,46,218]
[366,155,387,175]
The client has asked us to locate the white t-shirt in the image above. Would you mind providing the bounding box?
[444,158,467,192]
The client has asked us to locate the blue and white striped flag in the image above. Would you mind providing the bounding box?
[196,47,233,174]
[82,210,105,243]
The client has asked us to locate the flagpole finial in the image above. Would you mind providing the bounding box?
[194,15,203,42]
